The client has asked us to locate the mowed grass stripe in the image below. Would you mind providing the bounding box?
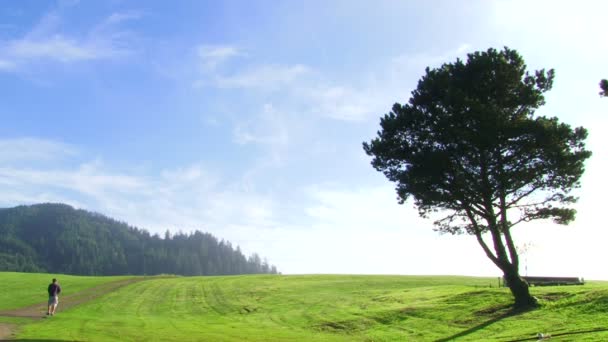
[16,276,350,341]
[0,272,134,311]
[11,275,608,341]
[65,278,328,340]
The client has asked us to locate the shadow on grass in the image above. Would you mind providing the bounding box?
[504,327,608,341]
[435,306,535,342]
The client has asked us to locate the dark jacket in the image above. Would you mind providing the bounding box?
[48,283,61,296]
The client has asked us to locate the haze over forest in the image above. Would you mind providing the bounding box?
[0,203,277,276]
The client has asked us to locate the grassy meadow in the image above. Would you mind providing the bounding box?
[0,272,135,311]
[2,273,608,341]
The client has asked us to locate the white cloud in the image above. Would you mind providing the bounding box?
[0,189,83,209]
[197,44,242,71]
[0,137,78,163]
[0,147,279,243]
[0,140,288,263]
[8,35,105,62]
[192,45,311,90]
[194,43,473,122]
[194,52,384,121]
[0,163,144,198]
[215,64,310,89]
[304,43,472,122]
[161,164,204,183]
[0,136,604,278]
[105,12,142,25]
[305,185,421,230]
[196,44,308,86]
[218,184,497,275]
[308,43,475,122]
[0,10,138,72]
[270,182,606,278]
[0,59,16,70]
[304,84,386,122]
[233,103,289,146]
[390,43,472,72]
[492,1,606,47]
[198,45,240,60]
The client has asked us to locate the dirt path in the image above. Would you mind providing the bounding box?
[0,324,14,342]
[0,277,154,340]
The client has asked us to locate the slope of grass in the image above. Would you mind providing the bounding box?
[0,272,135,311]
[7,273,608,341]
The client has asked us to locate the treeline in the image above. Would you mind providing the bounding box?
[0,203,277,276]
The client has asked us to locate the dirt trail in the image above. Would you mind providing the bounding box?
[0,277,153,340]
[0,324,14,342]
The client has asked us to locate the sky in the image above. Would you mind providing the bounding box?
[1,0,607,279]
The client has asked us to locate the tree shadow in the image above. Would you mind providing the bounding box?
[504,327,608,341]
[435,306,535,342]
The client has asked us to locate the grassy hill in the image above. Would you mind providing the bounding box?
[2,273,608,341]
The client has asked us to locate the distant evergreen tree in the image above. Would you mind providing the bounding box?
[0,203,278,276]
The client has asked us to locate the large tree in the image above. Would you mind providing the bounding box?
[363,47,591,308]
[600,79,607,97]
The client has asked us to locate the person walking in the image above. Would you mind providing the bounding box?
[47,278,61,316]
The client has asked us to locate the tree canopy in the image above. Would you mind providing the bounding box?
[600,79,607,97]
[363,47,591,307]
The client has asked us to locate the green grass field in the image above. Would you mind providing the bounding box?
[2,273,608,341]
[0,272,134,311]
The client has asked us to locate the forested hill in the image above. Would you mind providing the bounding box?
[0,203,277,276]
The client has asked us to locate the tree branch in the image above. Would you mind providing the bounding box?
[505,183,543,207]
[464,207,501,269]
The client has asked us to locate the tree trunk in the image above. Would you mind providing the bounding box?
[503,268,538,308]
[469,211,538,308]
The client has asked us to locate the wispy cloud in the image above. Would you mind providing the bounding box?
[0,59,17,71]
[305,44,474,122]
[197,44,242,71]
[0,163,144,198]
[0,140,279,239]
[389,43,472,72]
[0,10,139,72]
[303,43,473,122]
[233,103,289,146]
[232,103,291,170]
[193,43,474,122]
[193,43,309,90]
[105,12,142,25]
[215,64,310,89]
[0,136,602,277]
[7,36,109,62]
[303,84,385,122]
[1,150,443,272]
[0,137,79,163]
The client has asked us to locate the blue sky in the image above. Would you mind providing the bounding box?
[1,0,607,278]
